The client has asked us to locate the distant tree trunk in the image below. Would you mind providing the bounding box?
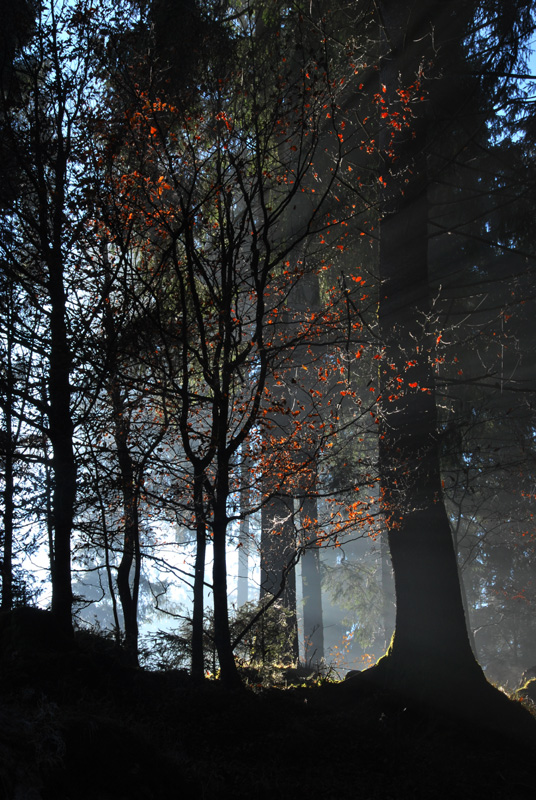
[94,469,121,645]
[260,494,299,663]
[236,519,249,607]
[301,495,324,666]
[259,351,301,664]
[380,531,395,650]
[375,0,483,693]
[236,454,250,607]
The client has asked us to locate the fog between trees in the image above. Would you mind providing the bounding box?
[1,0,536,695]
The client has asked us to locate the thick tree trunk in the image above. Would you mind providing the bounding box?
[374,0,483,693]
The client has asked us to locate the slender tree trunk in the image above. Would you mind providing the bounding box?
[48,255,76,637]
[43,87,75,637]
[110,379,141,665]
[98,486,121,645]
[113,418,140,666]
[1,307,15,611]
[103,258,140,666]
[236,454,250,607]
[1,439,14,612]
[212,460,241,687]
[237,517,249,607]
[191,471,207,682]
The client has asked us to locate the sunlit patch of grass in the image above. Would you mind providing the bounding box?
[511,679,536,719]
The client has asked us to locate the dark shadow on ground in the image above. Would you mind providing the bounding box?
[0,615,535,800]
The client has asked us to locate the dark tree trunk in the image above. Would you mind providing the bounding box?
[48,253,75,638]
[375,0,483,693]
[42,84,75,638]
[212,452,241,688]
[113,410,140,667]
[1,432,14,613]
[213,518,241,687]
[1,302,15,612]
[191,471,207,682]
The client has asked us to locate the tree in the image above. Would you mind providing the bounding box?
[0,2,85,633]
[358,0,536,709]
[0,0,137,635]
[94,0,385,682]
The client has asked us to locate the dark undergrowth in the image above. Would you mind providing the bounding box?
[1,620,535,799]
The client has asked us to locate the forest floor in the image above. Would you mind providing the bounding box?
[1,625,536,800]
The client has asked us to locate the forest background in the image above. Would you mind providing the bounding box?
[1,0,536,697]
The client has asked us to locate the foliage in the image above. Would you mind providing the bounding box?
[140,600,299,679]
[323,547,385,651]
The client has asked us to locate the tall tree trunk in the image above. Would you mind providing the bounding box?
[44,82,75,637]
[375,0,482,693]
[48,254,76,637]
[103,260,141,666]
